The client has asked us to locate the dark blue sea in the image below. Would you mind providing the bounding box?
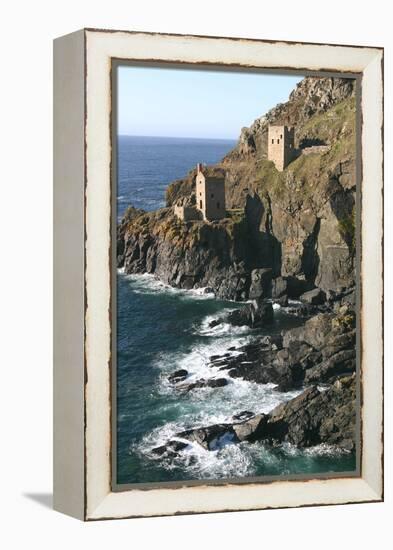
[117,135,237,218]
[116,135,356,485]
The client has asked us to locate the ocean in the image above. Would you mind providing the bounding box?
[116,135,355,485]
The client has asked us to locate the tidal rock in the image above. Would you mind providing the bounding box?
[232,410,255,421]
[267,374,356,449]
[179,377,229,392]
[152,439,189,457]
[168,369,189,383]
[157,374,356,455]
[208,308,355,391]
[177,424,239,450]
[226,300,274,328]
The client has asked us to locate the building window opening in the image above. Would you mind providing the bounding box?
[200,200,203,209]
[271,139,274,144]
[211,193,214,198]
[280,134,283,139]
[277,139,280,144]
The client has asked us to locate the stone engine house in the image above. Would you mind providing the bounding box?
[268,125,295,171]
[195,163,226,221]
[174,163,226,222]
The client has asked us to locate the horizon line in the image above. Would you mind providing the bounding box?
[118,133,238,141]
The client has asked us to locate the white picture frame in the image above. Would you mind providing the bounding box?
[53,28,383,521]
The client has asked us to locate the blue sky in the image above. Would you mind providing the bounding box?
[118,66,302,140]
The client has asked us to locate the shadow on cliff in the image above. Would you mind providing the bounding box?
[301,217,321,284]
[244,193,282,276]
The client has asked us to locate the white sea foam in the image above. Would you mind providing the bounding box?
[280,442,351,457]
[137,328,303,479]
[196,311,250,337]
[121,272,216,301]
[120,270,344,478]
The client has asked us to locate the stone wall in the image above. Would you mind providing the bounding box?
[268,125,295,171]
[173,205,202,221]
[196,172,226,221]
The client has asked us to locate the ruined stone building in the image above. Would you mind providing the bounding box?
[268,125,295,171]
[174,163,226,222]
[195,163,226,221]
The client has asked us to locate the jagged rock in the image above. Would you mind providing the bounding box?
[179,377,229,392]
[300,288,326,305]
[232,414,269,442]
[248,268,273,299]
[232,410,255,421]
[209,301,274,329]
[155,374,356,456]
[304,349,356,384]
[168,369,189,383]
[209,308,355,391]
[152,439,189,457]
[177,424,239,451]
[227,301,274,328]
[282,312,336,350]
[284,302,327,317]
[267,374,356,449]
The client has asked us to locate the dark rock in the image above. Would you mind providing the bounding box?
[286,276,313,298]
[168,369,189,383]
[282,312,335,350]
[180,377,229,392]
[209,308,355,391]
[248,268,273,300]
[232,410,255,421]
[208,378,229,388]
[267,374,356,449]
[159,374,356,454]
[284,302,326,317]
[152,439,189,457]
[304,349,355,384]
[178,424,239,450]
[271,277,287,299]
[233,414,269,442]
[226,300,274,328]
[300,288,327,305]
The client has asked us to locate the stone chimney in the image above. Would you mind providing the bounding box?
[196,162,203,174]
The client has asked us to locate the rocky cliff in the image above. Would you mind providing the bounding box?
[163,76,357,294]
[119,77,356,298]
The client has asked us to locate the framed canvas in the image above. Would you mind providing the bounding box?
[53,28,384,521]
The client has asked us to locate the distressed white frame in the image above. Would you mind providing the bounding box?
[54,29,383,521]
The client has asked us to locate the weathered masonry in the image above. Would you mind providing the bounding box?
[268,125,295,171]
[195,163,226,221]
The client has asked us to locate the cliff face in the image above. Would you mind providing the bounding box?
[119,76,357,298]
[118,206,280,300]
